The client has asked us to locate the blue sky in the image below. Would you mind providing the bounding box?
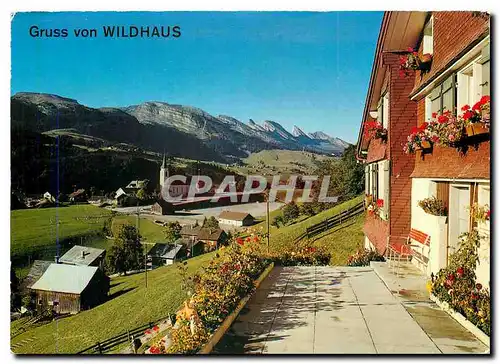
[11,11,382,143]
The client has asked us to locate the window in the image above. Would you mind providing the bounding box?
[377,93,389,129]
[365,160,390,220]
[426,44,490,121]
[423,17,433,55]
[427,73,456,118]
[457,59,483,108]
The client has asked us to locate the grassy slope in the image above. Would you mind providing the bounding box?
[251,196,365,265]
[238,149,335,176]
[111,215,166,243]
[11,252,215,354]
[11,205,112,260]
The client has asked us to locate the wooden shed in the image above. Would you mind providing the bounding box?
[30,264,109,314]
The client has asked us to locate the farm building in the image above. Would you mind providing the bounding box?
[218,211,255,227]
[30,264,110,314]
[20,260,52,292]
[68,189,87,203]
[151,198,174,215]
[59,245,106,270]
[197,227,228,251]
[147,243,185,266]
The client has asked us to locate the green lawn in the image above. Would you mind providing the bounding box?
[111,215,167,244]
[11,205,112,268]
[310,212,365,265]
[11,206,168,278]
[252,195,364,252]
[11,252,215,354]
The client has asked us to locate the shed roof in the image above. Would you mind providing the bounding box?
[218,211,254,221]
[180,225,201,236]
[23,260,53,289]
[197,227,225,241]
[69,189,85,198]
[30,264,99,294]
[149,243,184,259]
[59,245,105,266]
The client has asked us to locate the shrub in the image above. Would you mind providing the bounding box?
[166,235,270,353]
[347,248,385,267]
[431,230,490,336]
[282,201,300,224]
[418,196,447,216]
[264,245,330,266]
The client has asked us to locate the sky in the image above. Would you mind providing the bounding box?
[11,11,382,143]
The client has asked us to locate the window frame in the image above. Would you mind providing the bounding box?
[423,16,434,55]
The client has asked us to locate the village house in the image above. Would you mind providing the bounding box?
[218,211,255,227]
[58,245,106,270]
[68,188,87,203]
[30,264,110,314]
[147,243,185,266]
[125,179,149,194]
[151,198,174,215]
[20,260,52,292]
[179,225,228,253]
[356,11,490,287]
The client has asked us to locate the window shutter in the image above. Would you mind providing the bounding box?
[373,163,379,200]
[481,60,490,96]
[436,182,450,213]
[365,166,370,195]
[442,74,457,114]
[383,160,390,220]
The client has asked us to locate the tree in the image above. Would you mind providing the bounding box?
[10,268,21,311]
[300,203,316,217]
[203,216,220,230]
[165,221,182,242]
[282,201,300,225]
[271,215,284,228]
[106,224,143,275]
[136,188,148,201]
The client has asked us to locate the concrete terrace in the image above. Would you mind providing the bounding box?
[213,265,488,354]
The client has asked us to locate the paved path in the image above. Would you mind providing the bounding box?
[213,266,488,354]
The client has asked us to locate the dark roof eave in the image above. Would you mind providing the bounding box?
[356,12,391,159]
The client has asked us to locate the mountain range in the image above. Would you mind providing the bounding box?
[11,92,350,162]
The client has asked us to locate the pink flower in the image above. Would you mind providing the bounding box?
[448,134,455,141]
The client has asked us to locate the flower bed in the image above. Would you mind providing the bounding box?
[347,248,385,267]
[150,232,331,354]
[430,230,490,336]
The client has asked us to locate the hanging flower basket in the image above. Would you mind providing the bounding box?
[399,48,433,78]
[466,123,490,137]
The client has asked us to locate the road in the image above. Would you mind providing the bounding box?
[110,202,284,230]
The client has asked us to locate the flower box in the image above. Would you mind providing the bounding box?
[466,123,490,137]
[197,262,275,354]
[415,140,432,151]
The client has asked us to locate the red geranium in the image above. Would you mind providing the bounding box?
[461,104,470,111]
[456,267,464,277]
[153,325,159,331]
[236,237,244,246]
[376,199,384,208]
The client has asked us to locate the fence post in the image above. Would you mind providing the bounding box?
[97,341,102,354]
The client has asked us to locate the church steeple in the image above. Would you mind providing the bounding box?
[161,150,166,169]
[159,150,170,188]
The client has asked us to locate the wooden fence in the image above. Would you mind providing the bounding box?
[297,201,364,241]
[76,314,172,354]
